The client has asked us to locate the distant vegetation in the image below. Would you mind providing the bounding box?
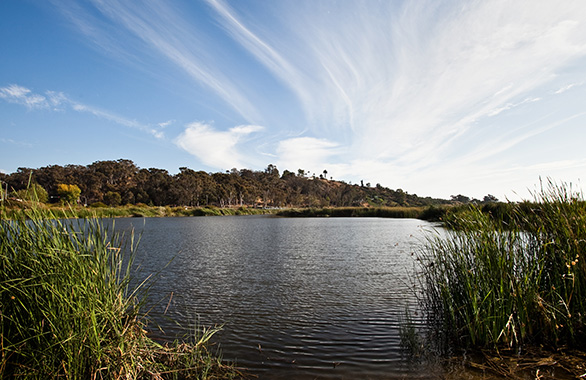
[0,201,280,220]
[0,159,471,210]
[277,206,424,219]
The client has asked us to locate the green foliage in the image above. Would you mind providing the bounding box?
[104,191,122,206]
[418,205,450,221]
[0,207,240,379]
[419,180,586,351]
[57,183,81,204]
[14,183,48,203]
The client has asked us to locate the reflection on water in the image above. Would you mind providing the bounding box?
[112,215,441,379]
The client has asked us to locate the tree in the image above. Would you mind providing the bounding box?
[265,164,279,178]
[57,184,81,204]
[88,159,138,202]
[172,167,208,206]
[281,170,295,179]
[33,164,88,203]
[483,194,499,203]
[104,191,122,206]
[142,168,171,206]
[4,168,35,192]
[395,189,407,205]
[451,194,471,204]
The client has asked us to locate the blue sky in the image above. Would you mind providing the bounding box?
[2,0,586,200]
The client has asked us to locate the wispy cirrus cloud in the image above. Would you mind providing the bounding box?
[554,82,583,94]
[0,84,52,110]
[71,103,165,139]
[44,0,586,197]
[52,0,262,122]
[0,84,165,139]
[175,122,263,169]
[208,0,586,168]
[0,137,33,148]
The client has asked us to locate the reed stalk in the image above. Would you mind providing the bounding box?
[0,188,240,379]
[419,180,586,351]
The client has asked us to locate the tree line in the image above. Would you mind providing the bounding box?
[0,159,465,208]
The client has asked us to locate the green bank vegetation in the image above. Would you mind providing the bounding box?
[276,206,425,218]
[0,198,241,378]
[1,201,452,222]
[418,180,586,354]
[0,199,279,220]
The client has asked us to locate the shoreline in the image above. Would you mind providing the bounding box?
[1,202,448,221]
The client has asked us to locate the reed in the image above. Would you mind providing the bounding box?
[419,180,586,351]
[277,206,423,218]
[0,197,240,378]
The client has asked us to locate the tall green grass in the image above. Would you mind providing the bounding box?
[419,181,586,351]
[0,201,239,378]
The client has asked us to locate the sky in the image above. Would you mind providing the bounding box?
[2,0,586,201]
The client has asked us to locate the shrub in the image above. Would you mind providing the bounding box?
[56,183,81,204]
[14,183,49,203]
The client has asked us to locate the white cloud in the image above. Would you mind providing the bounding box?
[175,122,263,169]
[46,91,68,109]
[158,120,174,128]
[202,0,586,199]
[555,82,583,94]
[212,1,586,156]
[0,84,49,109]
[39,1,586,199]
[0,84,165,139]
[276,137,339,171]
[487,97,543,117]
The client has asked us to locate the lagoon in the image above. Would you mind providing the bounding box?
[112,215,441,379]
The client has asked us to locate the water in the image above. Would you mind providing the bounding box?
[112,215,442,379]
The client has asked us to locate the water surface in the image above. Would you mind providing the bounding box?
[113,215,440,379]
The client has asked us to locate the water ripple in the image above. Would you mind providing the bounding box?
[113,216,441,379]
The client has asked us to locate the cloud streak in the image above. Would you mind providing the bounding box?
[52,1,586,164]
[0,84,52,110]
[53,0,262,122]
[40,1,586,197]
[203,0,586,190]
[0,84,165,139]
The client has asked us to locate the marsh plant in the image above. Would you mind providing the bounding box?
[0,199,239,378]
[419,180,585,351]
[277,206,424,218]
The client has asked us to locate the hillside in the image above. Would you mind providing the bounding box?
[1,159,452,208]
